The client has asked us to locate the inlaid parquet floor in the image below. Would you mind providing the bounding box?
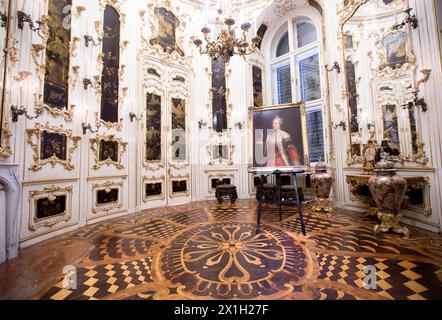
[1,200,441,300]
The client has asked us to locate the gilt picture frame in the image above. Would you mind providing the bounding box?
[250,102,309,169]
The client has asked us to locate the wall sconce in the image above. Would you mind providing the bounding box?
[234,121,244,130]
[10,105,41,122]
[82,122,101,135]
[75,6,86,18]
[416,69,432,88]
[17,11,47,34]
[72,66,80,79]
[332,121,347,131]
[83,78,93,90]
[129,112,143,122]
[402,89,427,112]
[0,10,7,28]
[120,40,129,51]
[198,120,207,129]
[17,11,32,29]
[84,35,100,47]
[325,62,341,74]
[393,8,418,30]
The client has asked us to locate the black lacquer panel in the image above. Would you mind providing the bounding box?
[408,108,418,154]
[43,0,72,110]
[146,93,162,162]
[149,7,184,56]
[145,183,162,198]
[41,131,67,160]
[256,24,268,49]
[212,56,227,132]
[345,60,359,133]
[97,189,119,205]
[211,178,232,189]
[171,98,186,161]
[405,187,424,207]
[252,66,263,108]
[100,5,120,123]
[172,180,187,194]
[36,196,67,219]
[99,140,118,162]
[344,34,353,50]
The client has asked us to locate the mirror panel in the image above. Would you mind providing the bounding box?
[340,0,427,166]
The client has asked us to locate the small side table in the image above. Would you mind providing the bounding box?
[252,168,307,236]
[215,185,238,204]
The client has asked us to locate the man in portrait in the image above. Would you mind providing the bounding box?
[265,116,301,167]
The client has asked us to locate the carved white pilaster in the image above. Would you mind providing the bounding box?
[0,164,21,263]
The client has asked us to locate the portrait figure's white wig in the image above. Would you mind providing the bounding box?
[272,115,284,126]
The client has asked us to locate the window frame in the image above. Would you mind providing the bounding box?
[272,59,292,106]
[293,19,318,50]
[306,104,326,163]
[295,48,322,104]
[268,14,326,163]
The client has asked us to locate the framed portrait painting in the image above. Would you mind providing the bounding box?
[251,103,309,169]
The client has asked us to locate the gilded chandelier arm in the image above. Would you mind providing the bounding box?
[192,12,261,63]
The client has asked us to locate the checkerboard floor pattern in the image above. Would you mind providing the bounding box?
[40,258,153,300]
[163,209,209,226]
[114,219,184,240]
[88,235,158,261]
[317,253,442,300]
[311,227,422,256]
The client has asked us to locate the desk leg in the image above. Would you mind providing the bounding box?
[256,175,264,234]
[276,174,282,221]
[293,174,306,236]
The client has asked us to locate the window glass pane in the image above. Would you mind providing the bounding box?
[296,22,317,48]
[299,53,321,101]
[306,108,325,163]
[276,64,292,104]
[276,32,289,57]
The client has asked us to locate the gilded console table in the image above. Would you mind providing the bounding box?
[346,175,431,217]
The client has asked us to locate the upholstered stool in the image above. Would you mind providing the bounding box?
[256,183,277,202]
[216,185,238,204]
[280,185,305,202]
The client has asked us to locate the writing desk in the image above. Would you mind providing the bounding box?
[251,168,307,235]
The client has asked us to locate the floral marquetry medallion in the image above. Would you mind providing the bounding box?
[161,223,308,299]
[2,201,442,301]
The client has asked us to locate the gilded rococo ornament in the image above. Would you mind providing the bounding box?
[90,134,127,170]
[362,130,383,174]
[26,122,81,171]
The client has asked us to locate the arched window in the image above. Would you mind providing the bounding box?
[270,16,325,163]
[276,31,289,57]
[296,21,317,48]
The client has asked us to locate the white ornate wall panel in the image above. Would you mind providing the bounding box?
[19,182,80,247]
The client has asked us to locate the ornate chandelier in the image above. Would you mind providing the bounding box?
[193,7,261,64]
